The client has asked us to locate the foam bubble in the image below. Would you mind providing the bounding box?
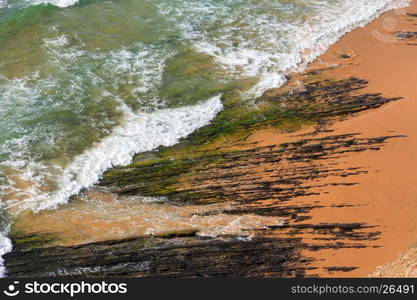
[33,0,79,8]
[15,95,223,212]
[0,204,11,278]
[0,232,11,278]
[160,0,411,98]
[0,0,412,278]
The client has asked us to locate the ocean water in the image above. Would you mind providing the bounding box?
[0,0,411,276]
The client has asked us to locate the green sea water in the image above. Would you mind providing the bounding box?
[0,0,410,276]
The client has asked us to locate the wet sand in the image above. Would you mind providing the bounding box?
[12,190,284,246]
[250,0,417,277]
[7,1,417,278]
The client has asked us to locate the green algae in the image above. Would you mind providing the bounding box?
[100,76,402,202]
[11,233,59,251]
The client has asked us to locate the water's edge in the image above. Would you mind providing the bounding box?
[0,0,412,277]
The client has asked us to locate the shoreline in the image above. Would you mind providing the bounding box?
[308,0,417,276]
[251,0,417,277]
[4,1,417,278]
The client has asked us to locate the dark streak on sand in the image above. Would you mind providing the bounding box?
[4,77,405,278]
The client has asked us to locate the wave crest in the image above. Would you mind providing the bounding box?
[13,95,223,212]
[33,0,79,8]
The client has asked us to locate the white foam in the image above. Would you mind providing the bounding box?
[18,95,223,212]
[0,0,412,278]
[0,38,177,210]
[0,202,11,278]
[175,0,412,98]
[0,231,11,278]
[33,0,79,8]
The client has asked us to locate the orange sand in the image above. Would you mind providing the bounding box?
[250,0,417,277]
[10,1,417,278]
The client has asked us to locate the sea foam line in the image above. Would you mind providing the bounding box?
[191,0,412,99]
[0,0,412,278]
[0,228,11,278]
[33,0,79,8]
[18,95,223,212]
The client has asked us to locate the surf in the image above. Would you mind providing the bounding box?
[0,0,412,277]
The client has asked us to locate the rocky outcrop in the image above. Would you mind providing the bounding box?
[4,76,404,277]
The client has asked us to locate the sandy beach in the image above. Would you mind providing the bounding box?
[250,0,417,277]
[4,1,417,278]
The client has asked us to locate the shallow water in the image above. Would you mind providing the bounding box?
[0,0,411,276]
[12,190,285,246]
